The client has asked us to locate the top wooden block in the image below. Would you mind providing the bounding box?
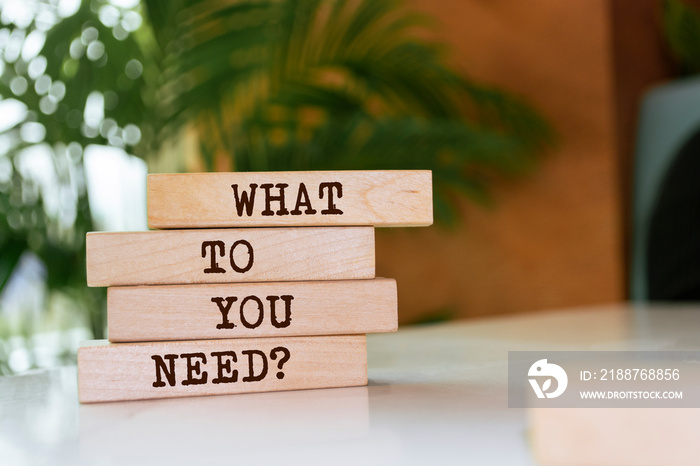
[147,170,432,229]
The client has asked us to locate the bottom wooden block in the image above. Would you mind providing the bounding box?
[78,335,366,403]
[530,408,700,465]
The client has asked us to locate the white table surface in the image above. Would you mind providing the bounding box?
[1,303,699,466]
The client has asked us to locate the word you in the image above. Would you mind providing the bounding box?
[212,295,293,330]
[152,347,291,388]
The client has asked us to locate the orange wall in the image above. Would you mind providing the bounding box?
[382,0,625,323]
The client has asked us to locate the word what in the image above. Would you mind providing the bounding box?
[231,182,343,217]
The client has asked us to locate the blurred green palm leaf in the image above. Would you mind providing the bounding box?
[0,0,553,350]
[145,0,554,221]
[664,0,700,74]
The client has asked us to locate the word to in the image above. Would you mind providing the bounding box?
[202,240,254,274]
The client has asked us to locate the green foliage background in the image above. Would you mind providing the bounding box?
[663,0,700,74]
[0,0,553,374]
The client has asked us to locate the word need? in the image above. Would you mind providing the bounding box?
[152,347,291,388]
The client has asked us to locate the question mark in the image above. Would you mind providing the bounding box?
[270,347,291,379]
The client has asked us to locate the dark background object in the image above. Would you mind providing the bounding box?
[647,126,700,300]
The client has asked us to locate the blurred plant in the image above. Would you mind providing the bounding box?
[0,0,553,372]
[663,0,700,74]
[0,0,151,369]
[147,0,554,220]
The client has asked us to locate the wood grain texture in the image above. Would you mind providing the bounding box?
[147,170,432,228]
[531,408,700,466]
[78,335,367,403]
[107,278,397,342]
[86,227,375,287]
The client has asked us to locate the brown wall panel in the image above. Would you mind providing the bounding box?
[610,0,675,286]
[383,0,625,323]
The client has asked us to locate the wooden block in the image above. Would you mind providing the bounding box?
[86,227,374,286]
[530,408,700,465]
[107,278,397,342]
[78,335,367,403]
[147,170,433,228]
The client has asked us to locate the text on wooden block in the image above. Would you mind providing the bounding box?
[86,227,375,286]
[107,278,397,342]
[78,335,367,403]
[147,170,432,228]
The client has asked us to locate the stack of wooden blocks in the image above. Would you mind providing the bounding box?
[78,170,432,403]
